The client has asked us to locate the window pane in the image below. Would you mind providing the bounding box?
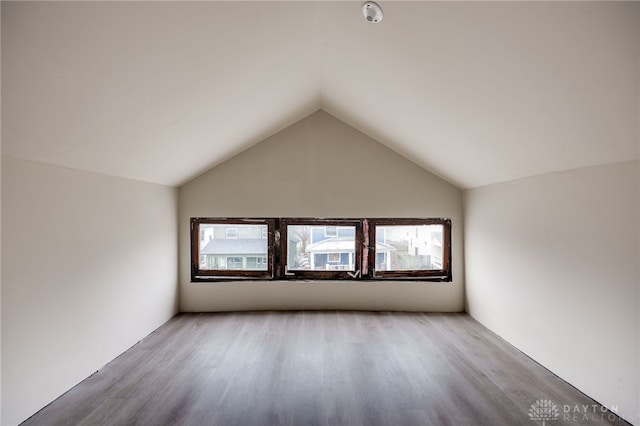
[199,224,268,270]
[287,225,356,271]
[375,225,444,271]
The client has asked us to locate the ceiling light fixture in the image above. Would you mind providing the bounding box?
[362,2,383,24]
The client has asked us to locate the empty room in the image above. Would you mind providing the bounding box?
[1,1,638,425]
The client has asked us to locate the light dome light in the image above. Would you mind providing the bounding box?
[362,2,383,24]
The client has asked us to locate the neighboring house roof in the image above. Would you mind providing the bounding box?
[201,239,267,255]
[306,237,395,253]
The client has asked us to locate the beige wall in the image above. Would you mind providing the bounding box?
[1,157,179,425]
[464,161,639,424]
[1,9,3,420]
[179,111,464,312]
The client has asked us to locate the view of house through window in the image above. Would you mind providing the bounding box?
[375,225,444,271]
[198,223,268,271]
[287,225,357,271]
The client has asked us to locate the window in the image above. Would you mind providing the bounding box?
[226,257,244,269]
[324,226,337,237]
[245,256,268,270]
[191,218,451,281]
[282,219,362,279]
[368,219,450,279]
[191,218,274,279]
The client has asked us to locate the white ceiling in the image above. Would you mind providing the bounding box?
[3,1,638,189]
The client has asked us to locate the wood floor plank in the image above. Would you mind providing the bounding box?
[21,312,630,426]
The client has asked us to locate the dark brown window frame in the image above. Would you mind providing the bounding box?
[191,218,276,280]
[280,218,364,280]
[190,217,452,282]
[367,218,452,280]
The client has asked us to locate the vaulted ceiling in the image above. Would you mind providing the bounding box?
[3,1,638,189]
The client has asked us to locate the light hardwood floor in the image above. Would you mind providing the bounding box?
[23,312,629,426]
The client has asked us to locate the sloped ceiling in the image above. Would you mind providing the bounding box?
[3,1,638,189]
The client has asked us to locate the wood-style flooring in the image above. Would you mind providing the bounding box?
[22,312,629,426]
